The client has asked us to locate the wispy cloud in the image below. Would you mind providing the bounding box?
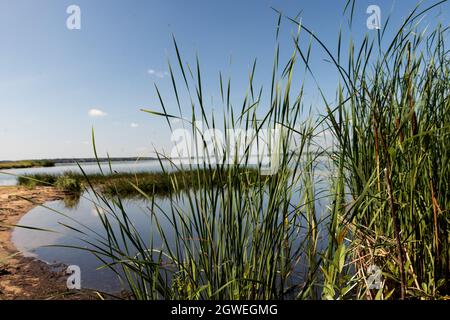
[88,108,107,117]
[91,206,105,217]
[147,69,169,78]
[130,122,139,128]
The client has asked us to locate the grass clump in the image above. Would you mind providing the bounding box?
[26,0,449,300]
[64,18,322,300]
[17,169,261,197]
[17,174,57,189]
[55,175,82,193]
[318,0,450,299]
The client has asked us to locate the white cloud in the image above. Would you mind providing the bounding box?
[147,69,169,78]
[130,122,139,128]
[91,206,105,217]
[88,108,107,117]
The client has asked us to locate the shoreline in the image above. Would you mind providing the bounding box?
[0,157,158,170]
[0,186,93,299]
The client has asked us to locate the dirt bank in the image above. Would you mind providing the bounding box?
[0,186,94,299]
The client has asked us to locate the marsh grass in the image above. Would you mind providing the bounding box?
[0,160,54,170]
[322,0,450,299]
[21,0,449,300]
[17,169,262,197]
[53,12,329,299]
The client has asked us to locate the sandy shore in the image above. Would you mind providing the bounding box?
[0,186,94,299]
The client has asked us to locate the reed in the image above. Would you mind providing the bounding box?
[36,0,449,300]
[63,15,328,299]
[321,0,450,299]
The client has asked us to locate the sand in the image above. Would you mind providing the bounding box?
[0,186,94,299]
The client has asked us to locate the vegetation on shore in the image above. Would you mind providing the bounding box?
[17,169,264,197]
[16,0,449,300]
[0,160,54,170]
[85,1,448,300]
[41,157,157,164]
[0,158,161,170]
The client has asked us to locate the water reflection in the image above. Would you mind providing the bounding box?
[62,192,82,209]
[12,162,333,295]
[12,192,161,293]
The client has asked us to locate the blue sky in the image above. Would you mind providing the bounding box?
[0,0,448,160]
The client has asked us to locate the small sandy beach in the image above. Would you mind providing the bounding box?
[0,186,91,299]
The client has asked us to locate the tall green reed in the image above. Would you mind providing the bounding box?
[43,0,449,300]
[317,0,450,299]
[74,14,337,299]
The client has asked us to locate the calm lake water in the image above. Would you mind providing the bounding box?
[10,159,333,294]
[12,189,331,294]
[12,192,177,293]
[0,160,171,186]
